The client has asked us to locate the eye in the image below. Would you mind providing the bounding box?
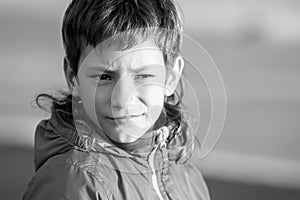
[90,74,112,81]
[99,74,112,81]
[134,74,155,79]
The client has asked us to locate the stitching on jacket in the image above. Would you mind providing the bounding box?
[64,160,113,200]
[36,159,113,200]
[45,119,87,151]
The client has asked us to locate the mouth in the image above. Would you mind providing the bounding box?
[107,113,145,120]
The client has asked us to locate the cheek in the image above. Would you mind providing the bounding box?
[78,80,110,120]
[144,86,164,100]
[94,87,111,113]
[137,71,166,103]
[139,84,165,113]
[78,82,97,121]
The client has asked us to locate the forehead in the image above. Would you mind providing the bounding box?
[79,40,165,71]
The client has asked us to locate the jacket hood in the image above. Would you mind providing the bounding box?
[34,109,175,171]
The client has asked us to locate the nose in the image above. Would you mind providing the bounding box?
[111,74,137,109]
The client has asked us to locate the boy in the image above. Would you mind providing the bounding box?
[23,0,210,199]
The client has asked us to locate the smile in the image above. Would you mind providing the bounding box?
[108,113,145,120]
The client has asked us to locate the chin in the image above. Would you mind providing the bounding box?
[103,122,152,143]
[117,126,150,140]
[96,113,157,142]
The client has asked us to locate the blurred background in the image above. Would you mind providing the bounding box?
[0,0,299,199]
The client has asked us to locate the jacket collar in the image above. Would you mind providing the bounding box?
[46,108,174,159]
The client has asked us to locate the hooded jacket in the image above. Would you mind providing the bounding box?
[23,109,210,200]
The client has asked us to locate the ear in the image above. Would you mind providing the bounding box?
[63,57,80,97]
[165,56,184,96]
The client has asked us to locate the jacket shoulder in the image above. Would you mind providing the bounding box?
[169,160,211,200]
[23,150,113,200]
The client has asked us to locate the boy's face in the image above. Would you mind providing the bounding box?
[75,40,169,143]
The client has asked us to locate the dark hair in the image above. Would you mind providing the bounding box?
[36,0,194,164]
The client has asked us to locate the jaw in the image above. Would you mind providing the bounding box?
[95,114,153,143]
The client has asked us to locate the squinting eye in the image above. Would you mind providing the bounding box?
[89,73,113,83]
[90,74,112,81]
[99,74,112,80]
[134,74,155,79]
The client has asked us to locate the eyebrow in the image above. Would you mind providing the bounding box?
[87,66,117,75]
[87,65,160,73]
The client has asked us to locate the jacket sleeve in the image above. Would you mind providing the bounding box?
[23,162,112,200]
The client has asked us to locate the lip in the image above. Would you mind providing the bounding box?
[107,113,145,120]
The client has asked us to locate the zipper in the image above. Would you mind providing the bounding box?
[148,126,170,200]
